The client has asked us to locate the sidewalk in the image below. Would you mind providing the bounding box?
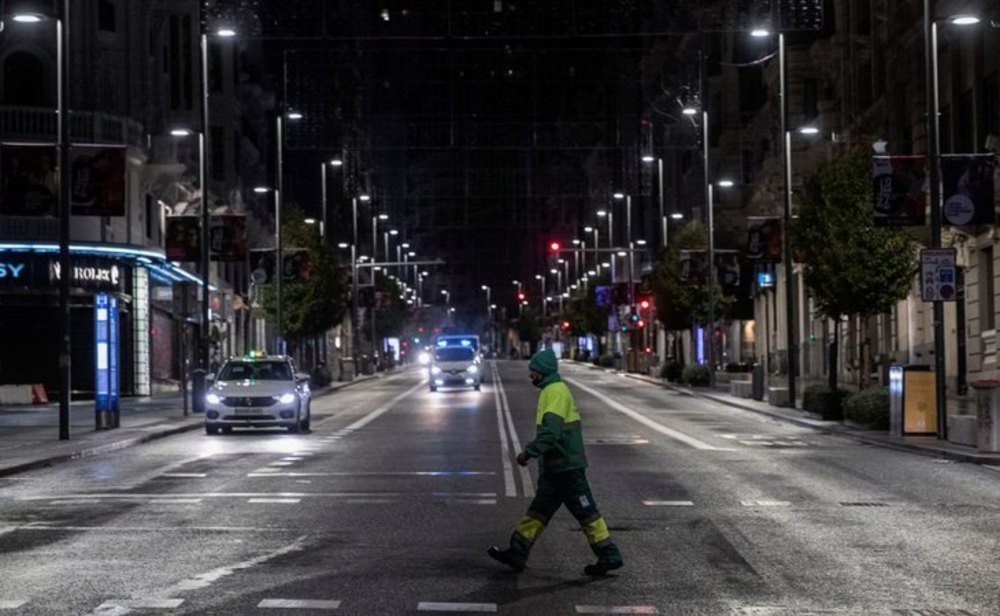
[568,362,1000,466]
[0,374,379,478]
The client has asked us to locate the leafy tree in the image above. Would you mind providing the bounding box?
[262,207,347,345]
[792,149,917,390]
[651,221,736,362]
[564,272,610,337]
[515,305,543,350]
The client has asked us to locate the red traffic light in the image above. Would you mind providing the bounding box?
[561,321,570,330]
[517,292,526,301]
[639,299,650,310]
[548,241,561,253]
[637,319,646,328]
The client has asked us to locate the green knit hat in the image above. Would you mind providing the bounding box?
[528,349,559,377]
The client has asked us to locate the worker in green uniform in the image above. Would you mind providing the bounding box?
[488,349,624,575]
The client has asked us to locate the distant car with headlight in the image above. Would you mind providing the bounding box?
[204,354,311,434]
[429,345,482,392]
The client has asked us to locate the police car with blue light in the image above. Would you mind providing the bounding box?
[204,352,312,434]
[429,336,482,392]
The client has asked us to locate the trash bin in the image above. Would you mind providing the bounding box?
[339,358,356,381]
[751,363,765,401]
[888,364,937,436]
[191,369,207,414]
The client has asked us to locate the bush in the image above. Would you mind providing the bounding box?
[661,361,684,382]
[682,364,711,386]
[598,354,615,368]
[844,386,890,430]
[802,385,850,420]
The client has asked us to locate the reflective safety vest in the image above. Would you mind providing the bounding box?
[524,380,588,473]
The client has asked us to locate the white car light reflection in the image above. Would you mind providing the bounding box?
[206,393,221,405]
[431,366,442,375]
[277,392,296,404]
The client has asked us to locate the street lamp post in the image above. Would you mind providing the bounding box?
[535,275,547,316]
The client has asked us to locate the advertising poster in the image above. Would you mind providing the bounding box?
[70,146,126,216]
[746,217,783,262]
[0,145,58,216]
[714,250,741,292]
[210,214,248,261]
[872,155,927,226]
[165,216,201,262]
[249,249,276,284]
[282,248,313,282]
[941,154,996,226]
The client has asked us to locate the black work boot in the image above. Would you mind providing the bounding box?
[583,560,623,576]
[487,546,526,572]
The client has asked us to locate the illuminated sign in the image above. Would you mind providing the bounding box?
[756,272,775,289]
[0,262,26,279]
[50,261,121,288]
[95,293,120,427]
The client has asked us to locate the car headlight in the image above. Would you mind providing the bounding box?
[431,366,442,375]
[275,392,296,404]
[418,351,430,365]
[467,365,478,374]
[205,393,221,405]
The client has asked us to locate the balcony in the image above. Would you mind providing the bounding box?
[0,106,145,147]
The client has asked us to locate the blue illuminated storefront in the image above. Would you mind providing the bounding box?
[0,242,206,397]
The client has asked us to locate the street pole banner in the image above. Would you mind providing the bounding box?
[209,214,248,261]
[165,216,201,262]
[746,217,783,262]
[249,249,276,284]
[678,250,708,284]
[0,145,58,216]
[282,248,313,282]
[714,249,741,292]
[872,155,927,226]
[920,248,957,302]
[941,154,996,226]
[70,146,126,216]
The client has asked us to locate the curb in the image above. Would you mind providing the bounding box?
[618,372,1000,466]
[0,371,391,478]
[0,420,203,479]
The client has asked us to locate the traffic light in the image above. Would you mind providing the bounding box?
[619,322,628,333]
[548,241,561,253]
[561,320,571,331]
[639,298,651,311]
[629,311,639,324]
[517,292,526,301]
[637,319,646,328]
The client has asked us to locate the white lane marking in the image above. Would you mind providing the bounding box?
[17,524,299,533]
[247,471,495,478]
[346,498,396,504]
[442,499,497,505]
[269,462,294,467]
[417,602,497,612]
[740,500,791,507]
[575,607,658,615]
[258,599,341,609]
[93,599,184,611]
[248,498,301,504]
[160,473,207,478]
[494,363,535,497]
[22,492,497,503]
[642,500,694,507]
[0,600,28,609]
[338,380,428,434]
[491,362,518,498]
[566,378,726,451]
[281,457,304,462]
[49,499,101,505]
[153,499,203,505]
[158,536,307,594]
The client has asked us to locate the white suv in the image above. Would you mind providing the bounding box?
[429,346,482,392]
[204,356,311,434]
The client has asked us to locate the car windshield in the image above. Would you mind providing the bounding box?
[218,360,292,381]
[434,348,475,363]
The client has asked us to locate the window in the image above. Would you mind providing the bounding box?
[98,0,116,33]
[980,247,995,331]
[3,52,46,106]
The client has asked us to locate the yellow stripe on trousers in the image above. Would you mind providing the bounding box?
[515,517,546,542]
[582,517,610,545]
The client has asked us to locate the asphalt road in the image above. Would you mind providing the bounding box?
[1,360,998,615]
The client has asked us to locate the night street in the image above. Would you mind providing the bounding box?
[0,362,997,615]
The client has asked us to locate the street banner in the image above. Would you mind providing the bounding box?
[873,155,927,226]
[714,250,741,292]
[165,216,201,262]
[70,146,126,216]
[594,285,612,307]
[249,248,312,283]
[678,250,708,284]
[746,217,783,262]
[0,145,58,216]
[942,154,996,226]
[209,214,248,261]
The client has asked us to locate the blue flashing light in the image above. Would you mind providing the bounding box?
[460,339,472,347]
[437,340,448,347]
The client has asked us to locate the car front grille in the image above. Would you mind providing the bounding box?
[221,396,276,408]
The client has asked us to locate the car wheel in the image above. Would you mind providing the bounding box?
[205,424,219,435]
[474,384,481,391]
[430,386,437,392]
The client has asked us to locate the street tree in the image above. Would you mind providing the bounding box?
[651,220,735,363]
[793,149,917,391]
[262,207,347,361]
